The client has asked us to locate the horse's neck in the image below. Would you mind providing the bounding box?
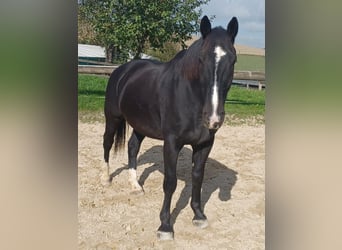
[180,59,202,83]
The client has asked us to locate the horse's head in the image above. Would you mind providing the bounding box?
[199,16,238,130]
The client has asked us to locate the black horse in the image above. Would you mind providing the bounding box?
[103,15,238,240]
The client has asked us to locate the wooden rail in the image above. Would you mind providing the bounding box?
[78,58,116,66]
[233,71,265,81]
[78,65,118,75]
[78,65,265,89]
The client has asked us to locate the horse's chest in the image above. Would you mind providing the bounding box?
[175,125,211,145]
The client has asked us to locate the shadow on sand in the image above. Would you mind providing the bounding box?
[109,145,237,226]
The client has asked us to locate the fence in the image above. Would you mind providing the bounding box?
[78,65,265,90]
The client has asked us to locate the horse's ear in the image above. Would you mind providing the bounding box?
[227,17,238,44]
[200,15,211,39]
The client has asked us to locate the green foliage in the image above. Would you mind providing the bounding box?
[78,7,98,45]
[80,0,209,62]
[146,41,181,62]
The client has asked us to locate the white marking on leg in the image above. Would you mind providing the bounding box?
[209,46,227,128]
[106,162,110,176]
[157,231,174,240]
[129,168,143,192]
[100,161,111,186]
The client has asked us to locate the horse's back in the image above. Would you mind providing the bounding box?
[107,59,161,94]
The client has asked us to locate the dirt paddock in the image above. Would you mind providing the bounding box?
[78,121,265,249]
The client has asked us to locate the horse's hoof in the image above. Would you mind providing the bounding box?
[129,181,144,195]
[128,169,144,193]
[100,162,111,186]
[100,172,111,186]
[130,188,144,195]
[157,231,174,240]
[192,219,209,229]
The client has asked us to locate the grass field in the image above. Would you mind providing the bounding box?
[78,74,107,111]
[235,54,265,72]
[78,74,265,124]
[225,85,265,124]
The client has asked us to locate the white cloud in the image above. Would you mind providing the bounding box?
[201,0,265,48]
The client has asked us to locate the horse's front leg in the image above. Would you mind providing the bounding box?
[191,138,214,228]
[157,137,182,240]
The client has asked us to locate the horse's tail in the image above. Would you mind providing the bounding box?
[113,118,127,153]
[103,115,127,164]
[102,117,126,184]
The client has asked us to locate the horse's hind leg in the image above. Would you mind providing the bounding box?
[127,130,145,192]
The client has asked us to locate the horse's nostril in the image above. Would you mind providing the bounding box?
[213,122,220,129]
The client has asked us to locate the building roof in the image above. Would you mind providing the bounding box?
[78,44,106,58]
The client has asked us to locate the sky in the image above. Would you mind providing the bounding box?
[201,0,265,48]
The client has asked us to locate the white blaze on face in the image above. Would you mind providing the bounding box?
[209,46,227,128]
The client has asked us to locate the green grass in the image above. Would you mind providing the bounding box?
[78,74,108,111]
[225,86,265,124]
[78,74,265,124]
[235,54,265,72]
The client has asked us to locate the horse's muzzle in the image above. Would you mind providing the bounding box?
[204,115,222,130]
[209,121,221,130]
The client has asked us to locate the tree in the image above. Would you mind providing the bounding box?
[78,7,98,45]
[146,41,182,62]
[80,0,210,63]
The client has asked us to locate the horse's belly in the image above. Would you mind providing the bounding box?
[119,74,163,139]
[125,115,163,140]
[120,97,163,139]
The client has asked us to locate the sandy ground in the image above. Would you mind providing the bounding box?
[78,121,265,249]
